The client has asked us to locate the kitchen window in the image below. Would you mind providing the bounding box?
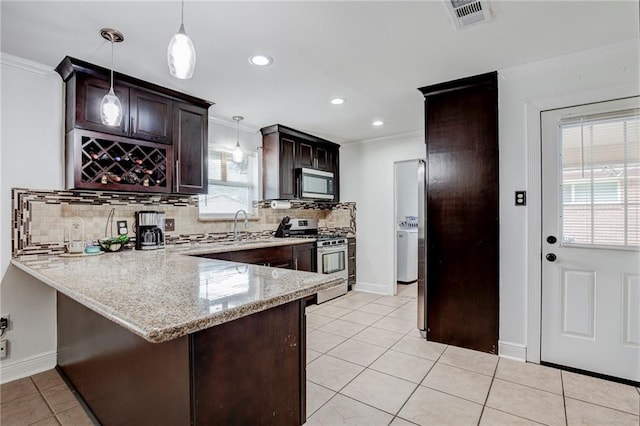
[199,149,259,218]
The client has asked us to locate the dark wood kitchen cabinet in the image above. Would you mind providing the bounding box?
[56,56,212,194]
[297,141,333,171]
[57,293,307,425]
[129,88,173,144]
[199,242,316,272]
[292,242,316,272]
[347,237,356,290]
[74,74,131,137]
[261,124,340,201]
[201,245,292,268]
[72,74,173,144]
[173,103,208,194]
[418,71,499,354]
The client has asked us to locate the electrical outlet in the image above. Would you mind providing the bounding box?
[164,218,175,232]
[117,220,128,235]
[0,340,7,359]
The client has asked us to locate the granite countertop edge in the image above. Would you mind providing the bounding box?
[144,278,341,343]
[10,238,344,343]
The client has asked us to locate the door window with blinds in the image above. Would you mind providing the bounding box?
[199,150,259,217]
[559,108,640,248]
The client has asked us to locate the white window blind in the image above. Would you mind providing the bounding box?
[560,108,640,248]
[199,150,259,217]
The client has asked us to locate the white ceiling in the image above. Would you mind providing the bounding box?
[1,1,638,143]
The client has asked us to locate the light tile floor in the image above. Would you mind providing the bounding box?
[0,369,93,425]
[304,283,640,425]
[2,283,639,425]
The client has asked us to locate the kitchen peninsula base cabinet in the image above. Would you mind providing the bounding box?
[57,293,306,425]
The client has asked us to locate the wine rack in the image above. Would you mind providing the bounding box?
[67,130,173,193]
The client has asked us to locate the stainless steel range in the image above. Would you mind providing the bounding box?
[286,218,349,303]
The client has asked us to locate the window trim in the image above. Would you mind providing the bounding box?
[198,148,260,220]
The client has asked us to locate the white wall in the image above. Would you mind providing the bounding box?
[340,132,425,294]
[0,54,64,382]
[395,160,419,223]
[0,53,262,382]
[343,38,639,360]
[498,38,639,361]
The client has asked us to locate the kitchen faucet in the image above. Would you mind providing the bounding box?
[233,209,249,241]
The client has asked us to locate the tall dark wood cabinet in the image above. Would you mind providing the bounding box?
[56,56,212,194]
[261,124,340,201]
[418,72,499,354]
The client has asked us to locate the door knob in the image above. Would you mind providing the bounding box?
[546,253,557,262]
[546,235,557,244]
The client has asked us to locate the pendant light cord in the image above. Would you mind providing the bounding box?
[236,119,240,144]
[181,0,184,26]
[110,37,114,90]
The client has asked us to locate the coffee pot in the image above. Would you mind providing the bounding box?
[135,211,165,250]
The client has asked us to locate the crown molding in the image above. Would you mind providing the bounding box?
[346,129,424,146]
[207,114,260,134]
[0,52,53,76]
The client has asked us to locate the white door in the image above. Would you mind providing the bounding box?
[541,97,640,383]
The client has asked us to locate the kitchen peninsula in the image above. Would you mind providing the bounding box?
[11,242,340,425]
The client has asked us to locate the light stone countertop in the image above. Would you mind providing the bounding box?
[11,239,341,343]
[172,237,316,256]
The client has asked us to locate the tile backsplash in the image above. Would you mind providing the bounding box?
[12,188,356,256]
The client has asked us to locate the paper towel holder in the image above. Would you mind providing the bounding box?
[270,200,292,209]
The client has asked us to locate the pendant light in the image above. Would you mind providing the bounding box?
[167,0,196,79]
[232,116,244,163]
[99,29,124,127]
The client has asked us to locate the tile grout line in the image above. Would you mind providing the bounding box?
[306,334,399,420]
[29,375,61,425]
[475,353,501,426]
[389,343,449,422]
[563,395,640,418]
[306,292,420,422]
[561,371,568,426]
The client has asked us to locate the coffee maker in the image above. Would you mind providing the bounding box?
[135,211,165,250]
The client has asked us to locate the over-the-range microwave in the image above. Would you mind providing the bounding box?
[297,167,335,201]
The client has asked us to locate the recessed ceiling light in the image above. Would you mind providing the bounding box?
[249,55,273,67]
[372,120,384,126]
[331,98,346,105]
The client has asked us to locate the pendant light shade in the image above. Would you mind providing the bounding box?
[168,0,196,79]
[99,28,124,127]
[232,116,244,163]
[100,88,123,126]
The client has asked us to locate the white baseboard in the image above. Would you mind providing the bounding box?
[0,351,57,384]
[353,281,390,295]
[498,341,527,362]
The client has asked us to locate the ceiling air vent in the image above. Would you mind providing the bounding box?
[445,0,492,30]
